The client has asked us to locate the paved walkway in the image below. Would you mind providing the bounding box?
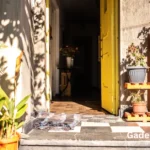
[19,114,150,150]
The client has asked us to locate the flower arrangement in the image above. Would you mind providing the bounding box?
[60,45,78,58]
[126,43,147,67]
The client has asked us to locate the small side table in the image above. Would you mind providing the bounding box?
[60,71,71,96]
[58,67,72,96]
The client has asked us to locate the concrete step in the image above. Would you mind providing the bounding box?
[19,146,150,150]
[19,139,150,150]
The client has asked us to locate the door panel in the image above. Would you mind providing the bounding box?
[100,0,118,114]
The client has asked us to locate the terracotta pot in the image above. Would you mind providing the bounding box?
[0,133,20,150]
[132,102,147,114]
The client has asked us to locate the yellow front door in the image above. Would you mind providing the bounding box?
[100,0,119,114]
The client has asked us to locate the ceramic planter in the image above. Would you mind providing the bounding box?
[132,101,147,114]
[0,133,20,150]
[66,57,74,68]
[126,66,147,83]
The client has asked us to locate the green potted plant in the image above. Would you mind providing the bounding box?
[130,90,147,114]
[60,45,78,58]
[0,45,30,150]
[125,43,148,83]
[60,45,78,68]
[0,88,30,150]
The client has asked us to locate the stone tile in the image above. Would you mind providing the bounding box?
[137,122,150,127]
[125,122,139,126]
[28,129,78,140]
[48,126,81,133]
[81,122,110,127]
[91,115,107,118]
[76,132,113,141]
[116,118,125,122]
[87,118,105,122]
[111,126,144,133]
[110,122,138,127]
[105,115,120,119]
[140,127,150,133]
[81,127,111,133]
[111,133,126,140]
[99,119,118,123]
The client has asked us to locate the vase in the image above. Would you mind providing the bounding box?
[126,66,147,83]
[66,57,74,68]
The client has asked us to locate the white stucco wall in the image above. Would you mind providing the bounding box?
[120,0,150,115]
[0,0,47,118]
[0,0,34,119]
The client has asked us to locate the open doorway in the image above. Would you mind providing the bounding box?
[50,0,105,114]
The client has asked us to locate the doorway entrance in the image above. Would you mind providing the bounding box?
[50,0,119,115]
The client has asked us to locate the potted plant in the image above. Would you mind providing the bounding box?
[0,44,30,149]
[125,43,148,83]
[60,45,78,68]
[0,88,30,150]
[130,90,147,114]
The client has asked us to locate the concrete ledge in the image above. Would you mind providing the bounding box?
[20,139,150,147]
[19,146,150,150]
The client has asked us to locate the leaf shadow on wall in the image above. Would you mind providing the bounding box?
[120,27,150,115]
[0,0,46,116]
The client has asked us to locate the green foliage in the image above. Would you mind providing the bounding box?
[60,45,78,58]
[0,88,30,139]
[130,90,145,103]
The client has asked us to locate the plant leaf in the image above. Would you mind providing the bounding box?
[0,97,5,111]
[16,95,30,111]
[8,99,15,118]
[15,104,28,119]
[16,121,25,129]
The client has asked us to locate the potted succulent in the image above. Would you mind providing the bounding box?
[125,43,148,83]
[130,90,147,114]
[0,45,30,149]
[60,45,78,68]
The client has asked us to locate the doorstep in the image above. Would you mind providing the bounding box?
[19,114,150,150]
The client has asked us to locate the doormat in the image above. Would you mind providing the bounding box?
[34,113,81,132]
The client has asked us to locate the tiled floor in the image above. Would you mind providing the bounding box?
[50,90,107,115]
[31,114,150,134]
[50,97,150,134]
[50,100,106,115]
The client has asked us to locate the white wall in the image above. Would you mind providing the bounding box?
[0,0,47,118]
[120,0,150,116]
[0,0,34,118]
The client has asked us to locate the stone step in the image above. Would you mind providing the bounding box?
[19,146,150,150]
[19,139,150,150]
